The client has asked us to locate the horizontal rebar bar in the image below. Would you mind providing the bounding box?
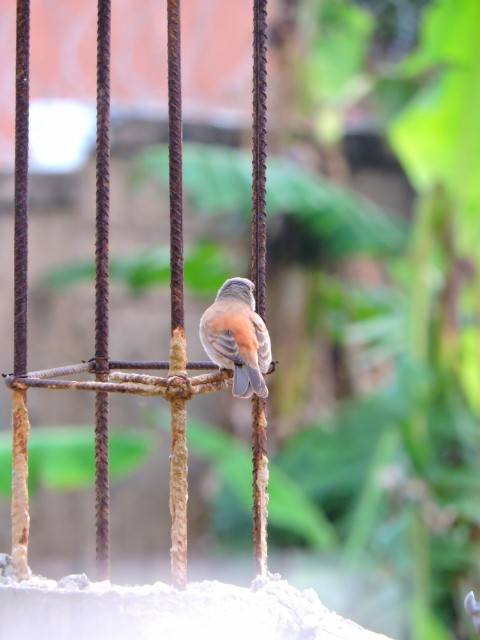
[109,360,217,371]
[2,360,218,381]
[5,370,232,400]
[6,376,165,395]
[22,362,94,379]
[109,369,232,389]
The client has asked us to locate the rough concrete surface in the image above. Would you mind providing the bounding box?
[0,563,394,640]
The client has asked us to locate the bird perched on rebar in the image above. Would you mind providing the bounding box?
[199,277,272,398]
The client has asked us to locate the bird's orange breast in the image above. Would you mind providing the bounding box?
[206,303,259,353]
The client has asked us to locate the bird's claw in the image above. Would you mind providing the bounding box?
[266,360,278,375]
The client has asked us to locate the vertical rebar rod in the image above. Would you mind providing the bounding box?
[12,0,31,580]
[11,390,31,581]
[251,0,268,320]
[168,0,184,333]
[251,0,269,578]
[94,0,111,582]
[14,0,30,379]
[167,0,188,589]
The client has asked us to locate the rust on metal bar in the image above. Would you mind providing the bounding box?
[251,0,268,320]
[110,369,229,388]
[168,0,184,334]
[251,0,269,578]
[169,387,188,587]
[189,370,231,386]
[252,397,269,576]
[12,0,31,581]
[24,362,94,379]
[2,360,217,381]
[109,360,217,371]
[167,0,188,589]
[110,369,232,398]
[94,0,112,582]
[190,376,231,396]
[5,370,233,399]
[109,371,169,387]
[5,0,273,589]
[94,388,109,581]
[14,0,30,379]
[6,376,165,396]
[169,328,188,589]
[11,389,31,581]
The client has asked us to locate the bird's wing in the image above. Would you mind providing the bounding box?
[251,313,272,374]
[209,329,244,366]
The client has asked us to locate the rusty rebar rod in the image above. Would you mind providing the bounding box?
[5,370,233,399]
[24,362,95,379]
[109,360,217,371]
[2,361,217,380]
[109,369,232,392]
[168,0,184,334]
[168,330,189,589]
[251,0,269,578]
[14,0,29,380]
[12,0,31,582]
[6,376,166,396]
[94,0,112,582]
[7,0,271,587]
[11,390,31,581]
[251,1,268,320]
[167,0,188,590]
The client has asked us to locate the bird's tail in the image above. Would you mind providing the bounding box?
[233,364,268,398]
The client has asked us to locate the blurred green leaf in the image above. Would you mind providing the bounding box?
[152,411,338,550]
[0,427,152,496]
[458,328,480,413]
[389,0,480,236]
[44,241,236,296]
[274,385,411,507]
[297,0,373,143]
[343,427,400,561]
[44,262,97,287]
[385,14,480,633]
[411,597,453,640]
[373,75,420,124]
[136,143,406,260]
[299,0,373,106]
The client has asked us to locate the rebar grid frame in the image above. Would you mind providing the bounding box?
[7,0,269,587]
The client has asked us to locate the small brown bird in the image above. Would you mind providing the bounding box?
[199,277,272,398]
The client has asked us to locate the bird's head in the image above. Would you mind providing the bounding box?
[216,277,256,310]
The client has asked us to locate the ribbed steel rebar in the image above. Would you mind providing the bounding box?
[94,0,111,582]
[14,0,30,378]
[167,0,188,589]
[251,0,268,321]
[12,0,31,582]
[251,0,269,578]
[109,360,217,371]
[168,0,184,334]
